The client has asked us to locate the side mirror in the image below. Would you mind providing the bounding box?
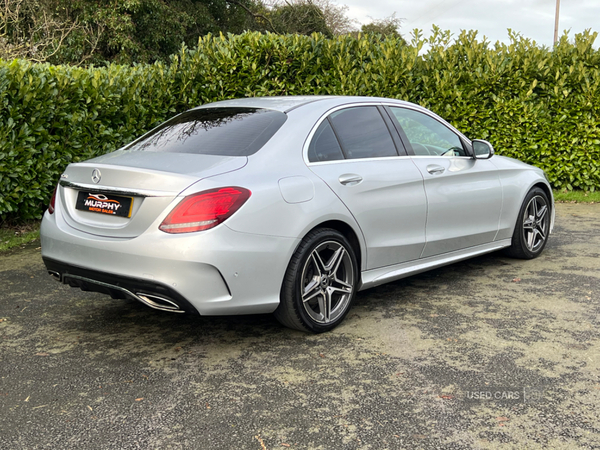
[472,139,494,159]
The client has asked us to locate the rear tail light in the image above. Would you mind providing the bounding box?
[48,184,58,214]
[159,187,251,234]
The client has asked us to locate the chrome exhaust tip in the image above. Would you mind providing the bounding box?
[48,270,62,282]
[52,272,188,314]
[135,293,183,313]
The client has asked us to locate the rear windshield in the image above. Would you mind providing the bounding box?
[125,107,287,156]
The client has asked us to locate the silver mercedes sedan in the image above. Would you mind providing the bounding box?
[41,96,554,332]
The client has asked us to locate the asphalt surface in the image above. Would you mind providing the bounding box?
[1,203,599,450]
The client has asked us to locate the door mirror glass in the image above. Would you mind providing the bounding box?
[472,139,494,159]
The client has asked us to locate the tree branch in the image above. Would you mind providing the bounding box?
[224,0,279,33]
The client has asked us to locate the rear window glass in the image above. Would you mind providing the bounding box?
[328,106,398,159]
[125,107,287,156]
[307,120,344,162]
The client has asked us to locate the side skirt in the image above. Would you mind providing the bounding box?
[359,239,512,290]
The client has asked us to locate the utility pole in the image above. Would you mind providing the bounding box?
[554,0,561,44]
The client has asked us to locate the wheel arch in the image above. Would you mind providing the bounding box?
[290,219,364,276]
[316,220,363,272]
[531,181,555,234]
[517,180,554,228]
[532,182,552,208]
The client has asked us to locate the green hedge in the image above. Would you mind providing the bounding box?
[1,30,599,220]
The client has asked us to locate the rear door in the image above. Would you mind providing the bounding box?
[306,105,427,270]
[386,106,502,258]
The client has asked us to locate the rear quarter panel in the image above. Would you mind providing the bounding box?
[176,107,368,270]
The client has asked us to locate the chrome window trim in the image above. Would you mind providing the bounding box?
[307,154,413,166]
[307,154,474,167]
[409,155,474,159]
[303,101,472,165]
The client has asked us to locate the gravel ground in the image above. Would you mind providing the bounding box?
[1,202,599,450]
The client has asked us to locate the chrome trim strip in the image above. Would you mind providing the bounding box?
[59,180,174,198]
[359,239,512,290]
[408,155,474,159]
[307,155,412,165]
[307,154,475,166]
[62,274,184,313]
[302,101,473,166]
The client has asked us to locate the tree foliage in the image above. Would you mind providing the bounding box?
[360,13,405,42]
[265,0,355,36]
[0,0,101,64]
[269,1,332,37]
[1,0,364,64]
[1,0,269,64]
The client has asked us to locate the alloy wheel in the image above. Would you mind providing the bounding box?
[300,241,355,324]
[523,195,549,252]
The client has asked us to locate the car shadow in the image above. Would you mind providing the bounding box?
[54,250,518,350]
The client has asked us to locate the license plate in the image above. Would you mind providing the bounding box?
[75,191,133,218]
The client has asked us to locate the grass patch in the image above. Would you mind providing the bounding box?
[553,189,600,203]
[0,221,41,252]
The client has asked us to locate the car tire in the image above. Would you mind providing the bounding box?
[504,187,551,259]
[275,228,358,333]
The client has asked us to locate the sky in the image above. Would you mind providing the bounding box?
[341,0,600,47]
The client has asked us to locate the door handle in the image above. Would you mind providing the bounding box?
[338,174,363,186]
[426,165,445,175]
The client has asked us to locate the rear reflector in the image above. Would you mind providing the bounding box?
[48,184,58,214]
[159,187,251,234]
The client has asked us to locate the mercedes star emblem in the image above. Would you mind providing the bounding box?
[91,168,101,184]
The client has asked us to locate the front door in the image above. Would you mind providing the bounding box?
[387,106,503,258]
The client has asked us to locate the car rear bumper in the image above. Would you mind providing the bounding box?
[40,210,300,315]
[43,257,200,314]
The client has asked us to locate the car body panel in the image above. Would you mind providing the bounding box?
[360,238,512,290]
[278,176,315,204]
[409,156,503,258]
[490,155,555,239]
[309,158,427,269]
[186,167,367,267]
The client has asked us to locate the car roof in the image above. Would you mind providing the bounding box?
[194,95,416,113]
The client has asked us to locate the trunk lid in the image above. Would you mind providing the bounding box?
[58,151,247,238]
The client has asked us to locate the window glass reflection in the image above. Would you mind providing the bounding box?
[126,108,287,156]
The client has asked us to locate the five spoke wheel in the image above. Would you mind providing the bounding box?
[505,187,551,259]
[275,228,358,333]
[522,195,549,252]
[301,241,354,325]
